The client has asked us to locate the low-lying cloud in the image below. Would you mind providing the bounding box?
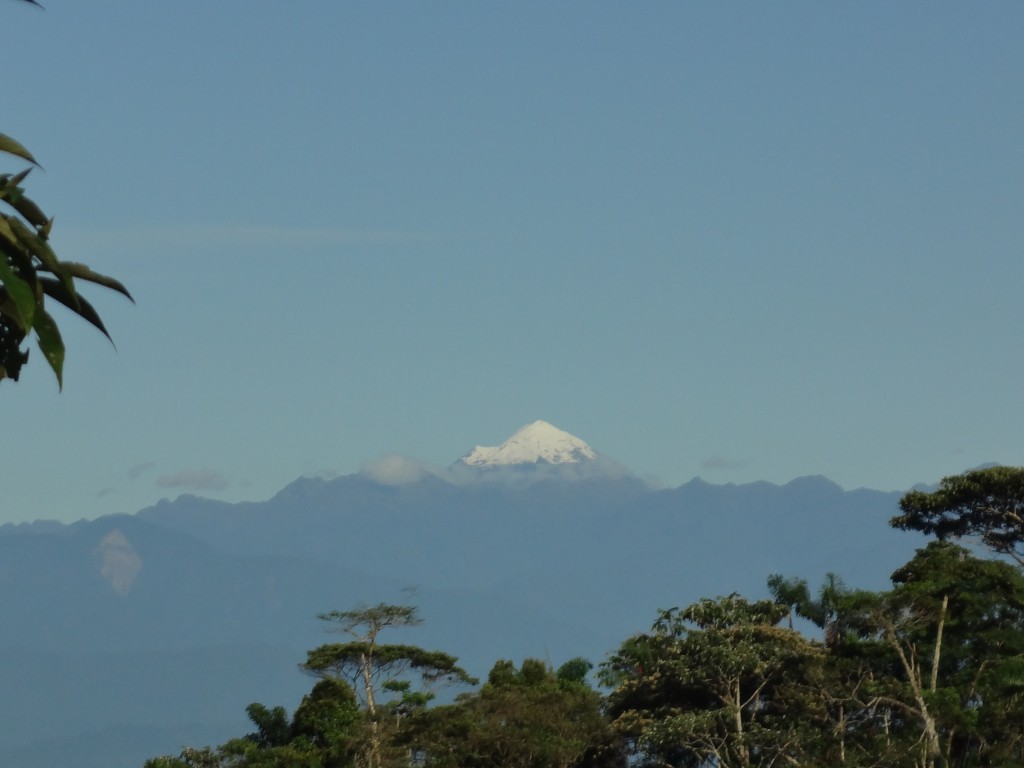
[361,454,437,486]
[361,453,637,488]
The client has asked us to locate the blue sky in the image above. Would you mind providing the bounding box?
[4,1,1023,525]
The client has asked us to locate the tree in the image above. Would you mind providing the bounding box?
[143,747,222,768]
[144,681,364,768]
[2,3,131,387]
[302,603,476,768]
[600,595,825,768]
[892,465,1024,565]
[883,541,1024,767]
[774,543,1024,767]
[291,678,365,767]
[143,605,471,768]
[767,572,884,766]
[408,657,624,768]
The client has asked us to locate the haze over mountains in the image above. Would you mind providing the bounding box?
[1,422,929,768]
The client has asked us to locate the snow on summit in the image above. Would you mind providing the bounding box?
[459,420,597,467]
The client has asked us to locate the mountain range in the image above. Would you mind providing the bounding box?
[0,422,928,768]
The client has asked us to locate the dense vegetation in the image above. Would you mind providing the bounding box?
[145,466,1024,768]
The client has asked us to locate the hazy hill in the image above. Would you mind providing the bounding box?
[0,429,927,767]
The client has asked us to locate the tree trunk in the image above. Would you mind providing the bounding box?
[838,703,846,764]
[734,681,749,767]
[889,629,942,768]
[360,651,381,768]
[930,594,948,693]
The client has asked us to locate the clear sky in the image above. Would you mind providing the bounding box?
[4,1,1023,525]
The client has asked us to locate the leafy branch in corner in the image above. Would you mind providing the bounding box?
[0,134,132,388]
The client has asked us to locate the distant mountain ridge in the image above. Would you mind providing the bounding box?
[0,422,933,768]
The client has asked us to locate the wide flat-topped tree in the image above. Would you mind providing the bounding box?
[893,466,1024,566]
[303,603,475,768]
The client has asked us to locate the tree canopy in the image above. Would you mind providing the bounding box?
[893,465,1024,565]
[301,603,476,768]
[600,595,824,768]
[408,657,622,768]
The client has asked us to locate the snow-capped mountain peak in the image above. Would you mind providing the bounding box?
[458,420,597,467]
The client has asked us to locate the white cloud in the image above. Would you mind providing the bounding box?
[360,454,437,486]
[446,454,634,487]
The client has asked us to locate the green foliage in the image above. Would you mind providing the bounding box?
[3,2,129,386]
[893,465,1024,565]
[304,603,476,768]
[291,677,363,764]
[317,604,422,635]
[0,134,131,387]
[556,657,594,688]
[244,703,292,749]
[601,594,824,768]
[409,658,622,768]
[304,603,477,705]
[143,758,190,768]
[143,747,220,768]
[304,642,476,691]
[886,542,1024,766]
[768,542,1024,767]
[145,682,365,768]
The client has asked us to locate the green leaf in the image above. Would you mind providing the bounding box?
[5,216,76,299]
[0,169,48,230]
[33,306,65,389]
[0,169,32,201]
[0,216,25,255]
[62,262,135,301]
[39,277,113,341]
[7,191,49,230]
[0,259,36,330]
[0,133,38,165]
[6,168,32,186]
